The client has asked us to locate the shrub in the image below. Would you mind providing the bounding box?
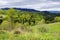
[38,26,49,33]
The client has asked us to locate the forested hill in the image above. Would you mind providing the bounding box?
[0,8,60,24]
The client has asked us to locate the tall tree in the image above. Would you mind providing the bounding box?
[6,8,18,30]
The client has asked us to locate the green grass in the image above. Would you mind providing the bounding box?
[0,22,60,40]
[0,32,60,40]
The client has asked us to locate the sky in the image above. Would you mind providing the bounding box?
[0,0,60,11]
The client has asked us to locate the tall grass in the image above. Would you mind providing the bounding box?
[0,21,60,40]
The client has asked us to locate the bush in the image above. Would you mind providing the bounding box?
[38,26,49,33]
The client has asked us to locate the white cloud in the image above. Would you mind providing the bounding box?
[0,1,8,5]
[0,0,60,11]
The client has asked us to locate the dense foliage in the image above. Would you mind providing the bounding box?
[0,8,43,25]
[0,8,60,26]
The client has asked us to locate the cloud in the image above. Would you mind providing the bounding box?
[0,1,8,5]
[49,0,60,2]
[0,0,60,11]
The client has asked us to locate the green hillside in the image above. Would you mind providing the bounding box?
[0,8,60,40]
[0,22,60,40]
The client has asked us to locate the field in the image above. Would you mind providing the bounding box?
[0,22,60,40]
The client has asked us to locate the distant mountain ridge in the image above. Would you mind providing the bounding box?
[48,11,60,13]
[1,8,60,13]
[1,8,60,16]
[1,8,40,12]
[42,11,60,16]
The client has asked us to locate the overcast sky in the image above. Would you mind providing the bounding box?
[0,0,60,11]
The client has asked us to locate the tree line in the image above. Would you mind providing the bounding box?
[0,8,60,26]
